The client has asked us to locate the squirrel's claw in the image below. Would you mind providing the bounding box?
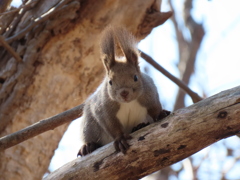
[114,134,132,154]
[77,142,101,157]
[158,109,171,121]
[131,122,150,133]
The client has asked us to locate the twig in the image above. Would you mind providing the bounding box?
[6,0,72,43]
[0,6,19,16]
[221,146,240,179]
[3,0,38,38]
[0,35,22,62]
[168,0,188,63]
[169,0,205,110]
[0,0,37,16]
[190,147,210,179]
[0,103,84,151]
[139,50,202,103]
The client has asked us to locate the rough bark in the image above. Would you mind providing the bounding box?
[0,0,171,180]
[44,85,240,180]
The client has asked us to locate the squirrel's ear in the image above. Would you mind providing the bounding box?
[100,27,115,72]
[115,28,139,70]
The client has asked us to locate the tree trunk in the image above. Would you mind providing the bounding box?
[44,85,240,180]
[0,0,171,179]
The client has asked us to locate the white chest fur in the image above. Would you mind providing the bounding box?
[116,100,148,133]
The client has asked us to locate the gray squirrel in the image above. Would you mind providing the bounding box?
[78,27,169,156]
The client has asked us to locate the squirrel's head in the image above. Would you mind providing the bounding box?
[100,27,143,103]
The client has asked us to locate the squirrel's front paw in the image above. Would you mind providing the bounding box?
[114,134,132,154]
[77,142,101,157]
[158,109,171,121]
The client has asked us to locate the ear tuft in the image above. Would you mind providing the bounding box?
[115,28,139,69]
[100,26,115,72]
[100,27,140,72]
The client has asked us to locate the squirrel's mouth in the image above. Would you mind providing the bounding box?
[119,97,133,103]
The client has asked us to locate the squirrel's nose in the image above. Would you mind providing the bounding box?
[120,90,129,98]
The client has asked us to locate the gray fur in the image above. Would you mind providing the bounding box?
[79,27,162,151]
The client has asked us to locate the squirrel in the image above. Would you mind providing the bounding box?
[78,27,168,156]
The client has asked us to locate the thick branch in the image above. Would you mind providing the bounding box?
[44,85,240,180]
[140,50,202,103]
[0,104,84,151]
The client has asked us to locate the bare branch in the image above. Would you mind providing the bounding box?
[168,0,205,110]
[0,104,84,151]
[0,6,19,16]
[5,0,73,43]
[0,35,22,62]
[2,0,38,38]
[168,0,189,63]
[0,0,36,16]
[44,85,240,180]
[139,50,202,103]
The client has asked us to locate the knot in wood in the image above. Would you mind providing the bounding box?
[217,111,227,119]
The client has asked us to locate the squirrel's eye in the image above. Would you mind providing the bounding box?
[109,80,112,85]
[134,75,138,82]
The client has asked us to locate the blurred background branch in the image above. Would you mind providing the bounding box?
[169,0,205,110]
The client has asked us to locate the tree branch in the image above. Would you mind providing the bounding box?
[0,0,36,16]
[5,0,73,43]
[44,85,240,180]
[0,50,203,150]
[0,104,84,151]
[2,0,38,37]
[0,35,22,62]
[170,0,205,110]
[140,50,202,103]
